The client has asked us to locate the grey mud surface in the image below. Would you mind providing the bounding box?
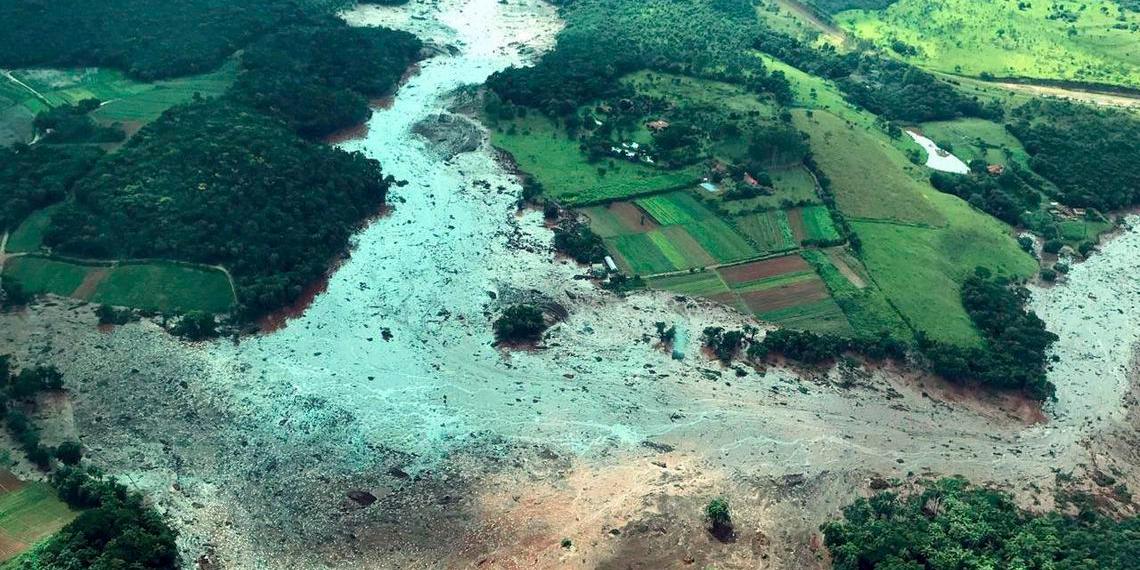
[2,0,1140,568]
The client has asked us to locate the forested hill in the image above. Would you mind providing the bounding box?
[0,0,320,80]
[46,102,391,317]
[0,0,423,319]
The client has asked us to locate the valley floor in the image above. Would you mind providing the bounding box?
[1,0,1139,568]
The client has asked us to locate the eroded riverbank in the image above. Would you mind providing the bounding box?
[1,1,1139,567]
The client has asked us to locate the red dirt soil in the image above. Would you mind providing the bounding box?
[610,201,659,233]
[741,279,829,313]
[719,255,809,285]
[787,208,807,242]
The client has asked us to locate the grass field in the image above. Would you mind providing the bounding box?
[3,256,235,313]
[801,248,910,339]
[4,206,59,253]
[490,114,702,205]
[636,192,710,225]
[733,210,797,253]
[794,109,946,226]
[835,0,1140,88]
[646,270,730,297]
[682,218,760,263]
[0,63,235,145]
[0,476,75,564]
[798,205,842,241]
[851,194,1037,345]
[918,119,1030,167]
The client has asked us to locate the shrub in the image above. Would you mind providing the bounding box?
[1040,268,1057,282]
[493,305,547,343]
[705,498,731,530]
[171,311,218,341]
[1043,239,1064,254]
[55,441,83,466]
[552,221,606,264]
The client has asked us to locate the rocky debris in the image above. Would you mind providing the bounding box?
[347,490,378,507]
[412,113,483,159]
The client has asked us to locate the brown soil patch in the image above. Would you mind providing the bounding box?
[324,121,370,144]
[825,249,866,289]
[787,208,807,242]
[741,279,829,313]
[719,255,809,285]
[0,471,25,494]
[71,268,109,300]
[0,534,27,564]
[612,201,659,233]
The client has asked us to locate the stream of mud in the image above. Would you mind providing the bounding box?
[2,1,1139,567]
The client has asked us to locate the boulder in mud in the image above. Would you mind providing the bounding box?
[412,113,482,159]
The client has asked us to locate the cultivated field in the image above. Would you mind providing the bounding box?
[716,254,852,334]
[0,474,75,564]
[3,256,235,313]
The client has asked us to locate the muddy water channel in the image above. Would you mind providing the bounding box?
[4,1,1140,567]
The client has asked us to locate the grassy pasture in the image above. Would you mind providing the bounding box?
[918,118,1030,167]
[801,248,910,339]
[852,198,1036,345]
[0,478,75,564]
[4,206,59,253]
[490,114,701,205]
[794,109,946,226]
[3,256,235,313]
[835,0,1140,88]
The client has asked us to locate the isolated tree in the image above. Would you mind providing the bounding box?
[706,498,732,532]
[493,305,547,343]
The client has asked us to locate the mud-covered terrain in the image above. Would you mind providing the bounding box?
[2,0,1140,568]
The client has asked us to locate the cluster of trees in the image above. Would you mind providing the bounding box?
[234,20,421,137]
[493,304,548,343]
[0,359,79,470]
[755,30,1002,122]
[807,0,899,15]
[0,145,103,231]
[552,220,607,264]
[487,0,792,116]
[1008,100,1140,210]
[33,99,125,144]
[929,163,1042,226]
[45,102,393,318]
[919,268,1058,400]
[702,326,906,366]
[15,466,179,570]
[824,477,1140,569]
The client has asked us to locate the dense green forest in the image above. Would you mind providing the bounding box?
[0,0,422,319]
[234,20,421,137]
[755,30,1003,122]
[919,268,1058,399]
[33,100,126,144]
[45,102,392,317]
[824,478,1140,569]
[929,166,1042,226]
[1008,101,1140,211]
[487,0,793,115]
[0,0,332,80]
[0,145,103,232]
